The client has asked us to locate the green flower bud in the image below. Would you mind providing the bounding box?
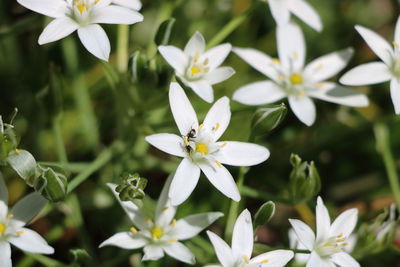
[35,163,68,202]
[254,201,276,229]
[251,103,287,136]
[7,149,37,185]
[115,173,148,202]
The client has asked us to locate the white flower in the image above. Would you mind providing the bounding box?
[145,82,270,205]
[158,32,235,103]
[99,177,223,265]
[232,22,369,126]
[340,17,400,114]
[17,0,144,61]
[266,0,322,32]
[289,196,360,267]
[206,209,294,267]
[0,175,54,266]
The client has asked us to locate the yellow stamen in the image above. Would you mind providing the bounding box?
[272,58,280,64]
[130,227,138,234]
[260,259,270,264]
[198,124,204,130]
[170,219,177,227]
[94,0,100,4]
[191,67,201,76]
[220,141,228,148]
[393,41,400,48]
[341,243,349,247]
[15,149,21,155]
[151,227,164,240]
[290,74,303,85]
[0,223,5,234]
[16,230,24,235]
[337,233,343,238]
[215,160,222,168]
[195,143,208,155]
[144,218,152,223]
[168,238,178,242]
[214,123,220,131]
[242,256,250,264]
[161,206,169,212]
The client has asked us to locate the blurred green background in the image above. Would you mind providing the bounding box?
[1,0,400,266]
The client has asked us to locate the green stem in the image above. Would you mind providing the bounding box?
[52,114,68,164]
[240,185,292,205]
[207,7,253,49]
[23,253,68,267]
[224,167,247,240]
[117,24,129,73]
[67,141,124,193]
[374,123,400,213]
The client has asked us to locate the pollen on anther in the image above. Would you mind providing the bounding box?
[171,219,177,227]
[215,160,222,168]
[15,149,21,155]
[168,238,178,242]
[130,227,138,234]
[260,260,270,264]
[162,206,169,212]
[16,230,24,235]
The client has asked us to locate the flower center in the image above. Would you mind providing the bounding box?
[186,54,209,80]
[316,233,349,257]
[151,227,164,240]
[195,143,208,155]
[290,73,303,85]
[73,0,89,14]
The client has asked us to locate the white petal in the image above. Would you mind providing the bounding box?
[203,97,231,141]
[315,197,331,243]
[93,0,112,8]
[207,231,235,267]
[288,0,322,32]
[200,43,232,70]
[304,48,354,82]
[169,212,223,240]
[184,32,206,58]
[159,46,188,75]
[143,244,164,261]
[233,47,279,81]
[163,241,195,264]
[17,0,67,18]
[8,228,54,254]
[186,80,214,103]
[107,183,149,229]
[169,158,201,206]
[169,82,199,135]
[11,193,46,225]
[355,25,393,65]
[99,232,147,249]
[0,173,8,206]
[268,0,290,26]
[308,82,369,107]
[250,250,294,266]
[277,21,306,71]
[198,160,240,202]
[288,219,315,251]
[0,242,11,267]
[38,17,79,45]
[331,252,360,267]
[329,208,358,238]
[77,25,110,61]
[204,67,235,85]
[396,16,400,43]
[92,6,143,24]
[113,0,142,10]
[306,251,324,267]
[0,201,7,222]
[339,62,392,86]
[232,209,253,259]
[390,78,400,114]
[233,81,286,106]
[145,134,185,157]
[288,96,316,126]
[214,141,270,167]
[155,175,176,228]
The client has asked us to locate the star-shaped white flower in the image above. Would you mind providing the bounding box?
[100,177,223,265]
[0,175,54,267]
[17,0,144,61]
[205,209,294,267]
[232,22,369,126]
[145,82,270,205]
[289,196,360,267]
[158,32,235,103]
[340,17,400,114]
[266,0,322,32]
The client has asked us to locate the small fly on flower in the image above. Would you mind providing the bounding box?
[183,128,197,154]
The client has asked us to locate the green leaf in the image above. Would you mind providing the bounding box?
[254,201,276,228]
[155,18,176,46]
[7,149,36,185]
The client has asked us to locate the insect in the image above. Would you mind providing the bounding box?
[183,128,196,154]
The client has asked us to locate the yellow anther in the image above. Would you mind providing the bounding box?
[15,149,21,155]
[272,58,280,64]
[144,218,152,223]
[195,143,208,155]
[242,256,250,264]
[16,230,24,235]
[170,219,177,227]
[6,214,13,220]
[193,54,199,63]
[260,259,270,264]
[73,0,88,14]
[337,233,343,238]
[290,74,303,85]
[161,206,169,212]
[393,41,400,48]
[214,123,220,131]
[198,124,204,130]
[191,67,201,76]
[168,238,178,242]
[0,223,5,234]
[220,141,228,148]
[94,0,100,4]
[341,242,349,247]
[151,227,164,240]
[215,160,222,168]
[130,227,138,234]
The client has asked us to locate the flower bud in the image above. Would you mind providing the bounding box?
[251,103,287,136]
[115,173,148,202]
[35,163,68,202]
